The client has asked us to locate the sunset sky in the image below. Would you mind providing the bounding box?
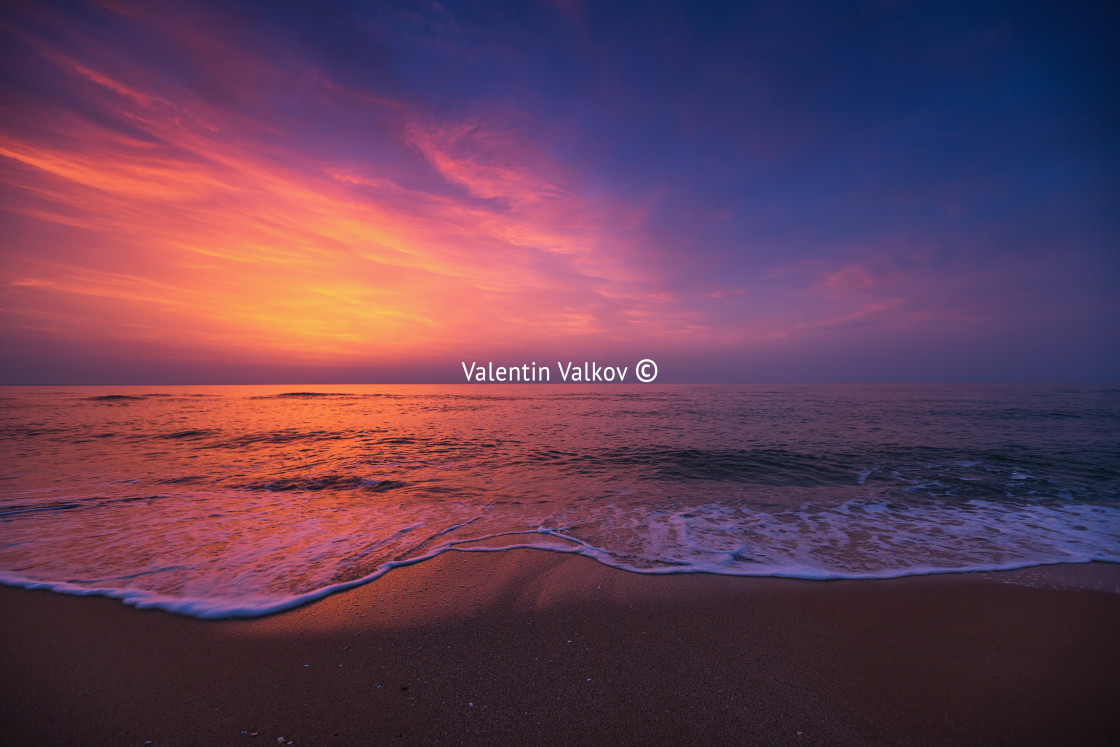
[1,0,1117,383]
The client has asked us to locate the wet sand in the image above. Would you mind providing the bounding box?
[2,551,1119,745]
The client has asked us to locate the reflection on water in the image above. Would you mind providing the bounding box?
[1,384,1118,617]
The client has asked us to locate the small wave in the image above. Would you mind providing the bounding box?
[1,536,1115,620]
[215,430,347,448]
[159,429,214,440]
[0,494,167,518]
[1,497,1116,619]
[251,392,355,399]
[0,500,86,518]
[153,476,207,485]
[83,394,173,401]
[240,475,407,492]
[601,447,855,486]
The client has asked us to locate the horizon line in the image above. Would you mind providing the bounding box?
[1,381,1114,387]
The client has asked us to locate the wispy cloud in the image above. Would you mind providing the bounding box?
[1,12,705,365]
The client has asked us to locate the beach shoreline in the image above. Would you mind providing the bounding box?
[3,551,1119,745]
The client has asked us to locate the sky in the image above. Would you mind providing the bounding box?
[1,0,1117,384]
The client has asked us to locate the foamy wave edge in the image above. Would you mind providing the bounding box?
[2,526,1118,620]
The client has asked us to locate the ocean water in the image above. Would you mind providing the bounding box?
[1,384,1118,618]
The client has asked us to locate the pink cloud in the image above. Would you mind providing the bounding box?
[0,27,715,367]
[821,264,879,294]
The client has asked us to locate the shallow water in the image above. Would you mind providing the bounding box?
[1,384,1118,617]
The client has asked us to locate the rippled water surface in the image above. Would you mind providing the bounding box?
[1,384,1118,616]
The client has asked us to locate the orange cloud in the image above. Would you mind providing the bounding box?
[0,31,704,368]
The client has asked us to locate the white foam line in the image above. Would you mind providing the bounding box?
[399,516,482,554]
[449,544,584,555]
[0,525,579,619]
[1,529,1117,619]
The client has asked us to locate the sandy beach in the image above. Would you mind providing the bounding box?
[3,551,1119,746]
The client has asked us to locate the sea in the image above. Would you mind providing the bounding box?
[1,384,1118,618]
